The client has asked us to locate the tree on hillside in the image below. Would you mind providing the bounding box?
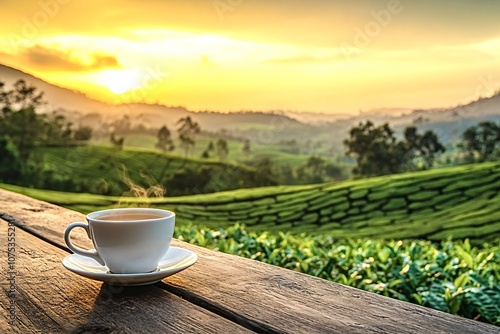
[305,156,325,176]
[74,126,93,141]
[0,79,52,160]
[242,139,251,154]
[458,121,500,162]
[110,133,124,150]
[0,135,22,181]
[344,121,406,177]
[253,157,277,185]
[177,116,200,156]
[0,79,45,110]
[296,156,327,183]
[404,126,446,169]
[1,106,43,160]
[201,141,214,159]
[155,125,174,152]
[0,79,94,188]
[43,112,73,146]
[112,115,131,134]
[324,163,343,180]
[344,121,445,177]
[216,138,229,160]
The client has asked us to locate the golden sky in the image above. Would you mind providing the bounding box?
[1,0,500,114]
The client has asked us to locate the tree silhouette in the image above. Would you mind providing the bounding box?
[201,141,214,159]
[242,139,251,154]
[0,80,49,160]
[344,121,405,177]
[74,126,93,141]
[177,116,200,156]
[458,121,500,162]
[305,156,325,176]
[344,121,444,177]
[404,126,445,169]
[0,79,45,110]
[324,163,343,180]
[253,157,277,185]
[155,125,174,152]
[110,133,124,150]
[296,156,327,183]
[207,141,214,151]
[216,138,229,160]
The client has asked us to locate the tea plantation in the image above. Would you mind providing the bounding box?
[1,162,499,325]
[4,161,499,241]
[175,224,499,325]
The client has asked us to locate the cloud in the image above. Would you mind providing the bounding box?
[21,45,120,71]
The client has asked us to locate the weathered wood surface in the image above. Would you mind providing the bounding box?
[0,219,251,334]
[1,188,498,334]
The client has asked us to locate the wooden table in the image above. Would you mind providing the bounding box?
[0,189,498,333]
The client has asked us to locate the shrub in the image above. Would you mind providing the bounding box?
[175,223,500,325]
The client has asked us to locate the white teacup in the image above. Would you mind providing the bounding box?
[64,208,175,274]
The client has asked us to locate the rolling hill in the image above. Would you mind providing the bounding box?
[0,64,307,136]
[2,162,499,241]
[29,146,277,196]
[1,63,499,147]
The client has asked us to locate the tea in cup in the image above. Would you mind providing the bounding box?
[64,208,175,274]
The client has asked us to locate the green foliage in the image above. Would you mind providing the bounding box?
[92,132,350,185]
[0,80,89,157]
[175,223,500,325]
[458,121,500,162]
[0,80,49,160]
[344,121,446,177]
[8,145,277,196]
[0,80,93,188]
[405,126,446,169]
[0,135,22,181]
[295,156,332,183]
[248,156,278,184]
[2,161,498,241]
[0,106,44,160]
[42,111,73,146]
[344,121,406,177]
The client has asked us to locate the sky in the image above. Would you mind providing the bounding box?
[1,0,500,114]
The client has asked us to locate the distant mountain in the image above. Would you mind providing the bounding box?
[284,111,352,124]
[315,92,500,145]
[1,63,499,145]
[0,64,305,134]
[0,64,191,126]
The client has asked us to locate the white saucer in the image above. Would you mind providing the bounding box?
[62,247,197,286]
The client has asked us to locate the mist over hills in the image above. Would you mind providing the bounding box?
[1,63,499,145]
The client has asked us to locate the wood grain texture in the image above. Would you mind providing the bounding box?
[1,189,498,334]
[0,219,251,334]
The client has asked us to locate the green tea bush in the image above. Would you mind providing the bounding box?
[175,223,500,325]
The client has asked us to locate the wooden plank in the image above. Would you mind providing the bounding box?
[1,189,498,334]
[0,219,251,334]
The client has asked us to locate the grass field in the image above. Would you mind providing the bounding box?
[36,145,276,196]
[91,132,331,169]
[3,161,499,241]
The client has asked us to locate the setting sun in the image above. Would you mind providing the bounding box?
[1,0,500,113]
[97,69,142,95]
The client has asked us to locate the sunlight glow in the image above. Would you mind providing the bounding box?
[96,69,142,95]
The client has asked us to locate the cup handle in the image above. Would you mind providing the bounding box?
[64,222,105,266]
